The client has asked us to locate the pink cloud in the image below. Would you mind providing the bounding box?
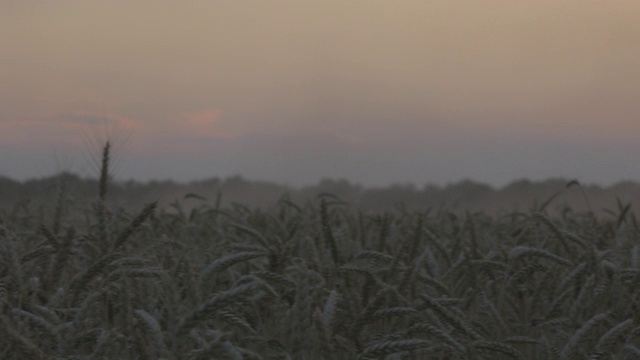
[0,119,73,149]
[0,112,139,150]
[128,109,235,156]
[178,110,233,140]
[0,109,236,157]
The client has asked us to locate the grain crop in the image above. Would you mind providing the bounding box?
[1,144,640,359]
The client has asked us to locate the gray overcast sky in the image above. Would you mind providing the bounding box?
[1,1,640,187]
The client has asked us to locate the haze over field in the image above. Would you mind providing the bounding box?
[1,1,639,187]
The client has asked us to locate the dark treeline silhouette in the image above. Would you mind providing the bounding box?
[1,172,638,216]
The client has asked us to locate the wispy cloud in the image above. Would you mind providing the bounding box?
[178,110,232,139]
[63,114,117,126]
[0,112,138,150]
[131,109,235,155]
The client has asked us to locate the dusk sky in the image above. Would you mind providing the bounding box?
[2,1,639,187]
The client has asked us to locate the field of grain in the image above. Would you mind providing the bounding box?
[2,145,640,359]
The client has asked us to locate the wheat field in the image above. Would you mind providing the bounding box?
[2,144,640,359]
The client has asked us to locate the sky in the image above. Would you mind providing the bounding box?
[1,1,640,188]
